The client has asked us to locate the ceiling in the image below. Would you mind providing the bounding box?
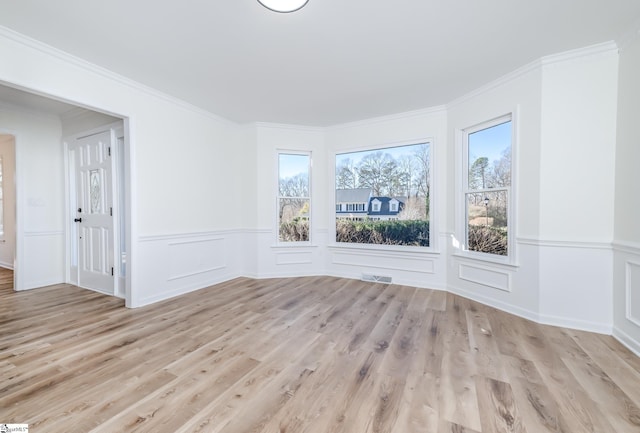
[1,0,639,126]
[0,84,80,115]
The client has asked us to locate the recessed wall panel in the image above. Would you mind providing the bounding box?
[626,261,640,327]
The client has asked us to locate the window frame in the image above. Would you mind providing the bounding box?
[276,150,312,245]
[460,113,516,264]
[332,138,437,252]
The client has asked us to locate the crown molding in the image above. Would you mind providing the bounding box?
[447,41,618,110]
[253,122,325,133]
[446,59,542,110]
[0,25,236,126]
[540,41,618,66]
[327,105,447,131]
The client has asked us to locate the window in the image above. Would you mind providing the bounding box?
[335,142,431,247]
[278,153,310,242]
[463,116,512,257]
[336,204,341,212]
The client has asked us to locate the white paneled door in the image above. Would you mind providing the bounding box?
[70,130,115,295]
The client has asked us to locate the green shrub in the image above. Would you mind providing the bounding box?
[336,219,429,246]
[468,225,507,255]
[279,219,309,242]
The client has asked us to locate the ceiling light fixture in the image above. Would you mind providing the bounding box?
[257,0,309,13]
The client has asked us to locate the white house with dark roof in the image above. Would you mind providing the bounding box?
[336,188,404,220]
[367,197,405,221]
[335,188,371,220]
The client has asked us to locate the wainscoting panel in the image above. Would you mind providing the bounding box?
[136,230,243,306]
[332,250,435,274]
[168,237,226,281]
[275,250,313,266]
[458,263,511,292]
[613,242,640,355]
[21,230,65,290]
[327,241,447,290]
[626,260,640,327]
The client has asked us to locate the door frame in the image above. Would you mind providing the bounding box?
[63,121,125,298]
[0,129,17,288]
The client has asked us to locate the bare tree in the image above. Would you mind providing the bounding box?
[279,173,309,197]
[358,151,396,196]
[398,196,427,220]
[396,155,417,197]
[487,148,511,188]
[413,143,430,199]
[336,158,358,189]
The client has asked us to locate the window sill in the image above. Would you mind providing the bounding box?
[328,242,440,256]
[270,243,319,249]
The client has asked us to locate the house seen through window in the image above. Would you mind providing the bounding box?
[278,153,310,242]
[335,142,431,247]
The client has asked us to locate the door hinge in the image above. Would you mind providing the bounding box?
[111,267,114,276]
[108,147,111,156]
[110,207,113,216]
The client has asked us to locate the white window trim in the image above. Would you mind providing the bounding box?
[371,199,381,212]
[276,150,312,245]
[458,112,517,265]
[331,137,438,252]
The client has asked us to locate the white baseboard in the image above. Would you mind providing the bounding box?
[613,326,640,357]
[537,313,612,335]
[0,261,13,270]
[19,278,65,291]
[136,271,242,307]
[447,284,540,324]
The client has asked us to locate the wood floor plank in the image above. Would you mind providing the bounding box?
[475,376,527,433]
[438,349,481,431]
[0,267,638,432]
[466,310,509,382]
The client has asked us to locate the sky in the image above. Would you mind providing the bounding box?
[335,142,428,167]
[280,122,509,180]
[468,120,511,164]
[279,153,309,179]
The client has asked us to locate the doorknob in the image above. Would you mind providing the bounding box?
[74,218,82,223]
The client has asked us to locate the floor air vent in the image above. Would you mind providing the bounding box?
[361,274,392,284]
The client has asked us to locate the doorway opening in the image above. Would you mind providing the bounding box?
[0,133,16,274]
[66,124,126,298]
[0,82,131,305]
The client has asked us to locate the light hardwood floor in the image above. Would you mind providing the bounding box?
[1,268,640,432]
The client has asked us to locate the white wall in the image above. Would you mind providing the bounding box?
[613,27,640,354]
[325,108,449,290]
[0,26,245,306]
[0,133,15,269]
[539,47,619,243]
[0,102,65,289]
[447,62,543,321]
[246,123,327,278]
[537,46,618,333]
[446,45,618,334]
